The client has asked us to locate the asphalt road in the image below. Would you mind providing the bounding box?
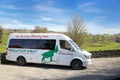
[0,57,120,80]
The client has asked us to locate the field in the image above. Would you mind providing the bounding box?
[82,42,120,51]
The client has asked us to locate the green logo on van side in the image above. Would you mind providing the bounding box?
[41,45,58,63]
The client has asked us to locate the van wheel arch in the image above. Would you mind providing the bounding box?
[70,59,83,70]
[17,56,26,66]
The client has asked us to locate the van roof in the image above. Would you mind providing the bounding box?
[11,33,64,35]
[9,33,72,40]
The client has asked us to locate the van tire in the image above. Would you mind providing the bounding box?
[71,59,83,70]
[1,53,8,64]
[17,57,26,66]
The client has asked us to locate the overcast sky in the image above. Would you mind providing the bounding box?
[0,0,120,34]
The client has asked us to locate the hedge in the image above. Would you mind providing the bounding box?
[90,50,120,58]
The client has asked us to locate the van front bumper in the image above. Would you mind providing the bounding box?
[82,59,92,67]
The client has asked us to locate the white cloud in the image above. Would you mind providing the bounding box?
[46,24,66,32]
[0,11,20,16]
[3,24,34,30]
[33,4,68,25]
[0,16,67,32]
[41,17,52,21]
[33,4,66,15]
[2,23,66,32]
[78,2,102,13]
[0,18,19,24]
[93,16,107,19]
[0,11,5,14]
[34,4,62,12]
[92,16,107,22]
[11,19,20,23]
[0,5,20,10]
[86,21,120,34]
[43,24,66,32]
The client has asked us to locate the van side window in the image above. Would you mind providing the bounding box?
[9,39,56,50]
[60,40,73,50]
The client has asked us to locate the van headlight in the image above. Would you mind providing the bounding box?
[84,55,91,59]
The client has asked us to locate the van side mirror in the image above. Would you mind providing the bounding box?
[69,47,75,52]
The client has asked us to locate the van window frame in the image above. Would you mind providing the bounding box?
[59,40,75,51]
[8,39,56,50]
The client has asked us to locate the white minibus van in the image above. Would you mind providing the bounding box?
[6,33,92,69]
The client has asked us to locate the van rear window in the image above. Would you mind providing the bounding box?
[8,39,56,50]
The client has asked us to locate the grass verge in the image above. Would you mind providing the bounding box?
[82,42,120,51]
[0,45,6,53]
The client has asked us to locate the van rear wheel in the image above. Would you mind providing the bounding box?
[17,57,26,66]
[71,60,83,70]
[1,53,8,64]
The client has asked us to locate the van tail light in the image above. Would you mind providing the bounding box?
[6,48,8,55]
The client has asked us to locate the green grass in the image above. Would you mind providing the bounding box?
[0,31,8,53]
[82,42,120,51]
[0,45,6,53]
[2,32,9,45]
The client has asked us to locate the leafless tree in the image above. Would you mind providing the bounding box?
[67,15,87,47]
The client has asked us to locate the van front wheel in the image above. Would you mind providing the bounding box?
[71,60,83,70]
[17,57,26,66]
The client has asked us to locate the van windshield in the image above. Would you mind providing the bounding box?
[69,40,81,50]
